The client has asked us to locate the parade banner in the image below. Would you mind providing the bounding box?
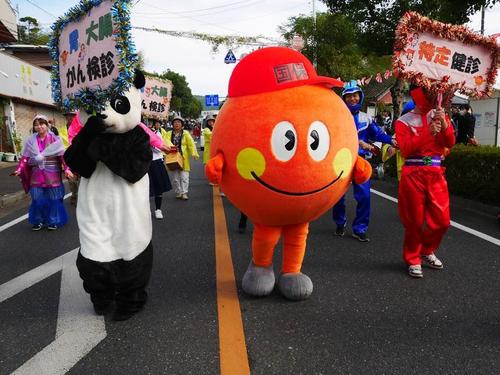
[141,76,173,119]
[393,12,500,98]
[50,0,138,112]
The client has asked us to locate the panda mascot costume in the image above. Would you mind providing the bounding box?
[64,69,153,321]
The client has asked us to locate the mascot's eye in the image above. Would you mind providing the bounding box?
[110,96,131,114]
[308,121,329,161]
[271,121,297,162]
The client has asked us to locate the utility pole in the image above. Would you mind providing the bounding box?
[481,5,485,35]
[312,0,317,68]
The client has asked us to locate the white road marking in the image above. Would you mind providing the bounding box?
[0,214,28,233]
[0,249,107,374]
[371,188,500,247]
[0,193,72,233]
[0,251,70,303]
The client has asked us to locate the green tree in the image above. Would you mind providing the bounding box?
[159,70,201,119]
[321,0,500,117]
[321,0,499,56]
[279,13,391,80]
[17,16,50,45]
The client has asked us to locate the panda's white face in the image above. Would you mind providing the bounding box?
[81,70,146,134]
[100,85,142,134]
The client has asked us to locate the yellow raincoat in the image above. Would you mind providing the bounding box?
[165,130,199,172]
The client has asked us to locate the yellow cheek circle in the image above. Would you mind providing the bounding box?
[333,147,353,179]
[236,147,266,180]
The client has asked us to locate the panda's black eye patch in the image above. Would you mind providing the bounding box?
[111,96,130,114]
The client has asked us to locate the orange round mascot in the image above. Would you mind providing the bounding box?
[205,47,371,300]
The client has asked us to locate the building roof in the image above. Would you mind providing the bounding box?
[362,76,396,103]
[0,0,17,43]
[1,44,51,70]
[2,44,49,52]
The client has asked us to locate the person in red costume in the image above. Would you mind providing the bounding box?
[395,85,455,278]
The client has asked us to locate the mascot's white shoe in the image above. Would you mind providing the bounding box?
[242,262,275,297]
[278,273,313,301]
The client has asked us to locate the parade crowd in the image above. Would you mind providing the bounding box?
[11,78,463,283]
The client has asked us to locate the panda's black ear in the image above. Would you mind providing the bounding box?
[133,69,146,89]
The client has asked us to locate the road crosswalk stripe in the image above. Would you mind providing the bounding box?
[0,249,107,374]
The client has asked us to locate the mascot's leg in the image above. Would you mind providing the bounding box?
[76,252,115,315]
[113,241,154,321]
[278,222,313,301]
[242,223,281,297]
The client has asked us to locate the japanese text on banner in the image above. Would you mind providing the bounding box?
[58,0,120,99]
[400,31,492,91]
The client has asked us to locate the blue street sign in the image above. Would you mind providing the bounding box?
[224,49,237,64]
[205,94,219,107]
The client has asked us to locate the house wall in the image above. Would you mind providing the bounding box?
[469,97,499,146]
[0,0,17,42]
[13,101,66,144]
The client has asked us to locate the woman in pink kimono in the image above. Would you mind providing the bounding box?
[13,115,73,230]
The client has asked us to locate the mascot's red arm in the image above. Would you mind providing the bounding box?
[205,152,225,185]
[352,155,372,185]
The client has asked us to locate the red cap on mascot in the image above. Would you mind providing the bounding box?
[228,47,344,98]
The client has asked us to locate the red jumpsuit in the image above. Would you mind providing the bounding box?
[395,92,455,266]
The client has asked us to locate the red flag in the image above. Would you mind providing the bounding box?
[375,73,383,83]
[384,69,392,79]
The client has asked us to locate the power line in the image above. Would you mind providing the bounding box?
[23,0,57,19]
[136,0,267,18]
[136,0,257,16]
[137,1,250,35]
[137,0,272,33]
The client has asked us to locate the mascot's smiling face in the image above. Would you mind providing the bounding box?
[81,69,146,134]
[211,84,359,226]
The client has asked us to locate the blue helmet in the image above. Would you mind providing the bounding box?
[401,99,415,115]
[342,80,364,114]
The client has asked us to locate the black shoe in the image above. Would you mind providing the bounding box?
[352,232,370,242]
[47,225,58,231]
[32,223,43,231]
[335,226,346,237]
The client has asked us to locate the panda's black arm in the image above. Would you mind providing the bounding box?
[90,126,152,183]
[63,116,105,178]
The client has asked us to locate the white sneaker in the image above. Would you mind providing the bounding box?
[154,209,163,219]
[408,264,423,278]
[181,193,189,200]
[421,253,444,269]
[176,193,182,199]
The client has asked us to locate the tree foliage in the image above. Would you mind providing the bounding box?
[156,70,201,119]
[17,16,50,45]
[279,13,392,80]
[321,0,500,55]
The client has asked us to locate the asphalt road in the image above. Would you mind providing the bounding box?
[0,160,499,375]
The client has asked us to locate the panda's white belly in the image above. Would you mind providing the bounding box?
[76,162,152,262]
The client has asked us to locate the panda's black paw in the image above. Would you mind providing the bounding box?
[85,115,106,136]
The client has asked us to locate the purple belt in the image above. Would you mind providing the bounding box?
[405,156,441,167]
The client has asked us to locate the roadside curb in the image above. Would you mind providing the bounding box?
[0,181,71,210]
[0,190,30,209]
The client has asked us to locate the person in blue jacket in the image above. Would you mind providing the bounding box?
[332,80,396,242]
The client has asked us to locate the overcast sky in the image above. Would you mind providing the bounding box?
[12,0,500,96]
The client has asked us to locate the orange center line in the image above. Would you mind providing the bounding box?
[213,187,250,375]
